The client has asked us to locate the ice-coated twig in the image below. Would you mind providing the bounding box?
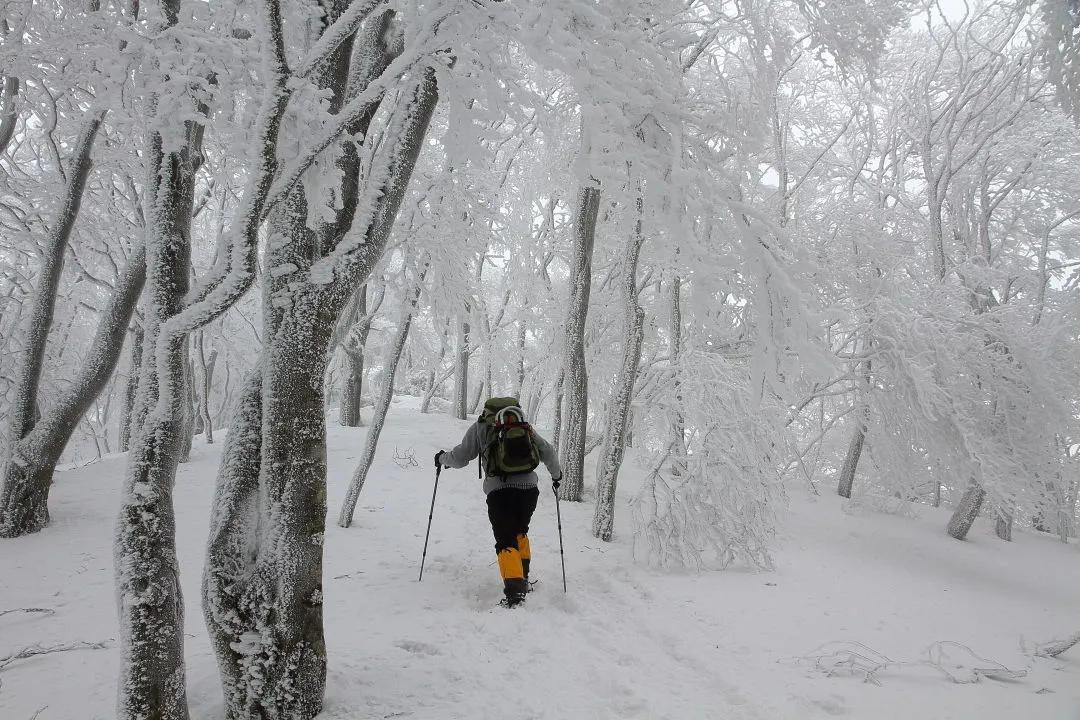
[0,639,111,671]
[924,641,1027,683]
[392,447,418,468]
[0,608,54,619]
[0,640,111,691]
[784,641,894,684]
[787,639,1028,686]
[1034,631,1080,659]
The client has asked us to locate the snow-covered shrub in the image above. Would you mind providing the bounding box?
[630,351,788,570]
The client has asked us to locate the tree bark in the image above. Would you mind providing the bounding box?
[179,350,195,463]
[204,51,437,718]
[197,333,218,444]
[339,285,368,427]
[115,82,202,719]
[994,508,1013,541]
[551,367,565,458]
[117,324,143,452]
[202,369,264,716]
[559,183,600,502]
[455,305,470,420]
[836,358,872,499]
[7,110,105,453]
[946,480,986,540]
[836,426,865,499]
[0,248,146,537]
[593,197,645,541]
[514,321,526,398]
[339,273,424,527]
[669,276,687,476]
[0,75,19,156]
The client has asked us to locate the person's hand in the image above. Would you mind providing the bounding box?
[552,474,562,491]
[434,451,443,469]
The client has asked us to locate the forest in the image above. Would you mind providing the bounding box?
[0,0,1078,718]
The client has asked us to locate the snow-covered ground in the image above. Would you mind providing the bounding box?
[1,397,1077,719]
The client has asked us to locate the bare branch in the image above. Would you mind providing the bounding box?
[0,607,55,619]
[0,639,111,672]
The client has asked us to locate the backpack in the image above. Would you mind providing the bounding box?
[478,397,541,478]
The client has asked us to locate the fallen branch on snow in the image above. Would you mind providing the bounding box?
[0,640,112,690]
[392,447,417,469]
[0,608,55,619]
[783,640,1027,685]
[1034,631,1080,659]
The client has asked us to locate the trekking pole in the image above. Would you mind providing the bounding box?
[419,463,441,582]
[553,483,567,592]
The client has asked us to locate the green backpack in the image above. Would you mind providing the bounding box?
[479,397,541,477]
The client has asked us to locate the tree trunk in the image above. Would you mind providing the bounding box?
[1064,478,1078,543]
[339,274,423,527]
[339,284,370,427]
[593,198,645,542]
[339,348,364,426]
[454,308,470,420]
[669,276,687,476]
[0,74,19,156]
[198,338,217,444]
[115,88,202,718]
[118,325,143,452]
[190,352,205,436]
[420,326,449,413]
[470,376,485,414]
[836,426,865,499]
[204,49,437,718]
[0,248,145,537]
[551,367,565,458]
[514,321,526,398]
[560,183,600,502]
[836,357,871,498]
[7,110,105,454]
[922,137,948,281]
[994,508,1013,541]
[179,352,195,463]
[946,480,986,540]
[202,370,264,715]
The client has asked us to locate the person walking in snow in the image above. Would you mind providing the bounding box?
[435,397,562,608]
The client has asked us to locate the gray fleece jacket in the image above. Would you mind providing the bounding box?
[440,420,562,495]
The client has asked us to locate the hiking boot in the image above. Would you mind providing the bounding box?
[500,592,527,609]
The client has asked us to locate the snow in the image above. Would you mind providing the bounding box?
[1,396,1078,719]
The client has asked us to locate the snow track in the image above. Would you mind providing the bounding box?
[1,398,1077,719]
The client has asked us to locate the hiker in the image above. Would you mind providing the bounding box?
[435,398,562,607]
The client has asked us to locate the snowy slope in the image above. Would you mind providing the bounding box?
[1,396,1078,719]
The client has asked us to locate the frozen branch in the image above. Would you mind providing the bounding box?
[0,75,19,156]
[261,47,436,219]
[0,639,111,675]
[0,607,54,619]
[294,0,385,79]
[1034,631,1080,658]
[151,0,292,414]
[7,108,106,447]
[786,639,1027,686]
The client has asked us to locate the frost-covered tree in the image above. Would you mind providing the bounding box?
[112,0,296,714]
[559,181,599,502]
[0,2,144,536]
[339,260,426,527]
[202,3,443,715]
[593,194,645,540]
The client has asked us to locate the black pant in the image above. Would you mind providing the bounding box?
[486,487,539,552]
